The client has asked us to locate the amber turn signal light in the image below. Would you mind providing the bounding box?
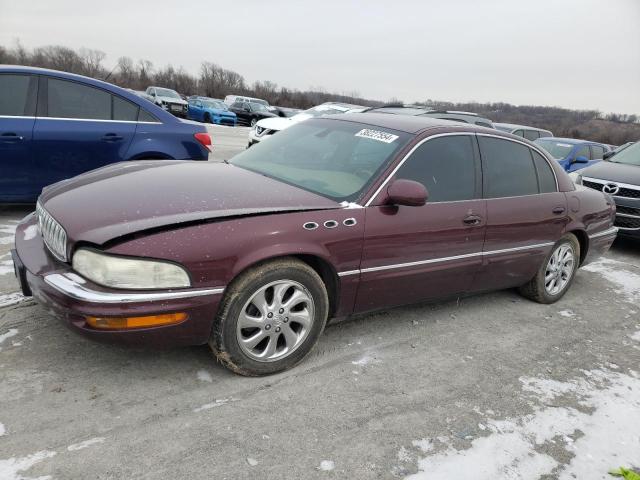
[86,312,187,330]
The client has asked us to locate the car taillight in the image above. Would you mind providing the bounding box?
[194,132,212,152]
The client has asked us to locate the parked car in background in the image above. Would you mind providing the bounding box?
[146,86,189,118]
[224,95,274,111]
[494,123,553,140]
[12,113,617,376]
[534,137,610,173]
[603,141,634,160]
[0,66,212,203]
[229,100,277,126]
[248,102,365,146]
[273,106,303,118]
[575,141,640,237]
[366,105,494,128]
[187,96,237,126]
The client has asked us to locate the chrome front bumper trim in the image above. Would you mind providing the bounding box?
[44,273,224,304]
[588,227,619,239]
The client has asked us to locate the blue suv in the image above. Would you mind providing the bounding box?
[0,66,212,203]
[187,96,237,126]
[534,137,611,173]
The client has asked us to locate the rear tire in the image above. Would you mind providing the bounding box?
[519,233,580,304]
[209,258,329,376]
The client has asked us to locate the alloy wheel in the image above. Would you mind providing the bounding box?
[236,280,315,362]
[544,243,575,295]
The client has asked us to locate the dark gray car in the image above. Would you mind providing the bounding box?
[577,141,640,238]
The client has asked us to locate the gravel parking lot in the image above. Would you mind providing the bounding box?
[1,126,639,480]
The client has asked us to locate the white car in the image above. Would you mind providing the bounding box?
[248,102,366,147]
[146,86,189,118]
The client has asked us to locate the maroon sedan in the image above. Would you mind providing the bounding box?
[12,114,618,375]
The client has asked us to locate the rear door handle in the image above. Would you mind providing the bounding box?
[552,206,566,215]
[101,133,124,142]
[463,214,483,226]
[1,132,24,142]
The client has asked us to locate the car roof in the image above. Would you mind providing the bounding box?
[537,137,599,145]
[494,122,550,131]
[325,112,478,134]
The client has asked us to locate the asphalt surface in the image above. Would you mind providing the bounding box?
[1,125,639,480]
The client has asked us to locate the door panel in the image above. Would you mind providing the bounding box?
[355,133,486,313]
[355,201,487,312]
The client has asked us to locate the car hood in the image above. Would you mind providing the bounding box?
[580,160,640,184]
[157,96,187,105]
[39,161,341,246]
[256,114,310,131]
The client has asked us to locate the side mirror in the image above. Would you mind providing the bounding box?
[603,151,614,160]
[386,179,428,207]
[573,155,589,164]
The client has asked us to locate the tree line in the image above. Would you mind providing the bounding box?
[1,42,638,144]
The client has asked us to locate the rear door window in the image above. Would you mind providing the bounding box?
[479,136,539,198]
[0,74,36,116]
[523,130,540,141]
[395,135,479,202]
[590,145,605,159]
[47,78,111,120]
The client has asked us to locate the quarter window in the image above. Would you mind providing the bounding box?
[138,109,158,122]
[0,74,36,116]
[395,136,478,202]
[47,78,111,120]
[113,96,139,121]
[531,150,556,193]
[479,136,538,198]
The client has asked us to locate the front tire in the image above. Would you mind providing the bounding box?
[209,258,329,376]
[204,113,212,124]
[250,117,258,127]
[519,233,580,304]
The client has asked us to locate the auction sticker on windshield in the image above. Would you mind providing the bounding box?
[355,129,399,143]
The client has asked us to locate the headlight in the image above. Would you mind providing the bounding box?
[72,249,191,290]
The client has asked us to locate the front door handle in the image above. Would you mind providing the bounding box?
[1,132,24,142]
[552,206,566,215]
[462,214,482,226]
[101,133,124,142]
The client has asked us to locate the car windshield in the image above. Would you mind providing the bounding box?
[231,119,411,202]
[203,100,227,110]
[155,88,180,99]
[609,141,640,166]
[534,139,574,160]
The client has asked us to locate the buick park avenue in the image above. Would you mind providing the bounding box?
[12,114,617,375]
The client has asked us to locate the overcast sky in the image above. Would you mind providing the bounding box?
[1,0,638,114]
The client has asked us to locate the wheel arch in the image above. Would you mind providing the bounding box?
[567,229,589,266]
[229,252,341,320]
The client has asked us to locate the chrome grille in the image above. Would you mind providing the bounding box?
[36,202,68,261]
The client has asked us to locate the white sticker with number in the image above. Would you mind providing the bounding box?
[355,129,399,143]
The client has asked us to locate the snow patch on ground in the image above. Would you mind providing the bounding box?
[0,253,13,276]
[0,222,18,245]
[411,439,433,453]
[351,354,380,366]
[0,329,18,347]
[582,257,640,303]
[318,460,335,471]
[196,370,212,382]
[67,437,105,451]
[557,309,575,318]
[405,368,640,480]
[0,450,56,480]
[246,457,258,466]
[193,398,230,412]
[0,422,5,437]
[22,225,38,241]
[0,293,26,308]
